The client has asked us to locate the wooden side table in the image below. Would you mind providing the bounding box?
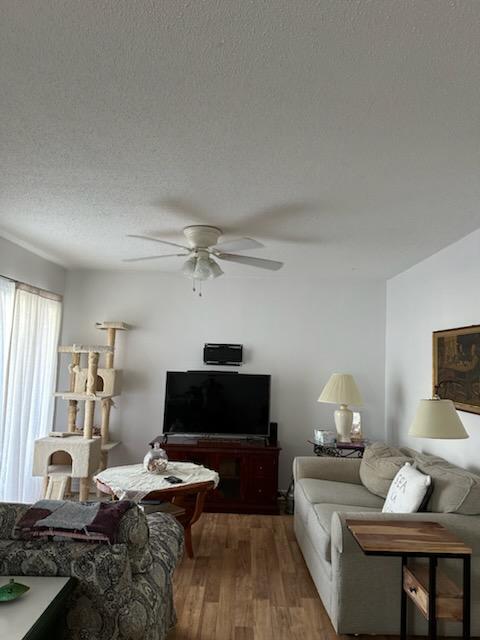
[139,480,215,559]
[347,519,472,640]
[96,475,215,559]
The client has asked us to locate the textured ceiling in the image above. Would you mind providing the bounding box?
[1,0,479,277]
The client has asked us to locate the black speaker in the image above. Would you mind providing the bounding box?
[203,343,243,365]
[269,422,278,446]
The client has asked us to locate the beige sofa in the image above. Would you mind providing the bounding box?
[293,448,480,636]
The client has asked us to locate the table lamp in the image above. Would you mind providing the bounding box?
[318,373,363,443]
[409,398,469,439]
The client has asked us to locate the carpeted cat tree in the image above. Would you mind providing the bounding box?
[33,322,130,501]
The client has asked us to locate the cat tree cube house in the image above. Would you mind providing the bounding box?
[32,435,101,501]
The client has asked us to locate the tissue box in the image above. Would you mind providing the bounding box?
[313,429,336,445]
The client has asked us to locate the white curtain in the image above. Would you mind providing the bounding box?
[0,284,61,503]
[0,278,15,452]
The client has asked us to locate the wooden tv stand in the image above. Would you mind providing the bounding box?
[150,436,281,514]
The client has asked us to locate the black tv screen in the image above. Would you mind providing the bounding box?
[163,371,271,436]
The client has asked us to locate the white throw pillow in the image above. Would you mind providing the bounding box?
[382,463,431,513]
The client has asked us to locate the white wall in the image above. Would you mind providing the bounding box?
[58,270,386,489]
[386,228,480,473]
[0,236,65,294]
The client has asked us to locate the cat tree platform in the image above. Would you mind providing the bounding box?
[54,392,114,401]
[58,345,114,353]
[96,321,131,331]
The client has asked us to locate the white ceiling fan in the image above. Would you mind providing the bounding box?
[123,225,283,287]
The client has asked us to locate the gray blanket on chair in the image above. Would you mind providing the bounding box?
[15,499,134,542]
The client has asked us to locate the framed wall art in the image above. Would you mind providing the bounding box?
[433,324,480,415]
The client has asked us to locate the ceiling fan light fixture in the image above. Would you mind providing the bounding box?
[208,258,224,279]
[181,256,197,277]
[193,255,212,281]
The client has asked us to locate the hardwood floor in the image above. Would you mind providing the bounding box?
[167,512,342,640]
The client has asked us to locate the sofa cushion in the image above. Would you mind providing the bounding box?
[418,460,480,515]
[360,442,414,498]
[296,478,385,509]
[310,503,381,562]
[399,448,445,465]
[400,448,480,514]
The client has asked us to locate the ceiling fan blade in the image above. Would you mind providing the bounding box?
[127,234,189,250]
[211,237,264,253]
[216,253,284,271]
[122,253,188,263]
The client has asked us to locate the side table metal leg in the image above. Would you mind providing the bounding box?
[400,555,407,640]
[285,476,295,515]
[428,556,437,640]
[463,556,471,640]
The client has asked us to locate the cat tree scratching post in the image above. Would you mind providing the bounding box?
[64,351,80,496]
[67,352,80,432]
[83,350,99,439]
[33,324,130,501]
[101,399,112,447]
[95,322,130,474]
[105,327,116,368]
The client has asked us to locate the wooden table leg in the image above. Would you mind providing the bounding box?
[173,488,209,559]
[184,526,194,558]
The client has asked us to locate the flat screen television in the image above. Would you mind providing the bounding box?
[163,371,271,437]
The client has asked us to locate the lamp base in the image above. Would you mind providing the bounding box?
[334,405,353,443]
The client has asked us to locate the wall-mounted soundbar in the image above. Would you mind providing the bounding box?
[203,343,243,366]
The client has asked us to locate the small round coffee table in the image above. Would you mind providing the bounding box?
[95,463,218,558]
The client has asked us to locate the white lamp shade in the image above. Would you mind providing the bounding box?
[318,373,363,406]
[409,399,469,439]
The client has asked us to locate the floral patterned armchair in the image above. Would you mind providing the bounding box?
[0,503,184,640]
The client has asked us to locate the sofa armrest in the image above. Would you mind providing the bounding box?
[293,456,362,485]
[147,513,184,577]
[0,503,29,539]
[115,505,154,573]
[0,537,131,590]
[331,510,480,555]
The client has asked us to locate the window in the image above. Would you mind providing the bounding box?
[0,276,62,503]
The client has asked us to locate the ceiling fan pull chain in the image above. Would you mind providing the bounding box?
[191,279,202,297]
